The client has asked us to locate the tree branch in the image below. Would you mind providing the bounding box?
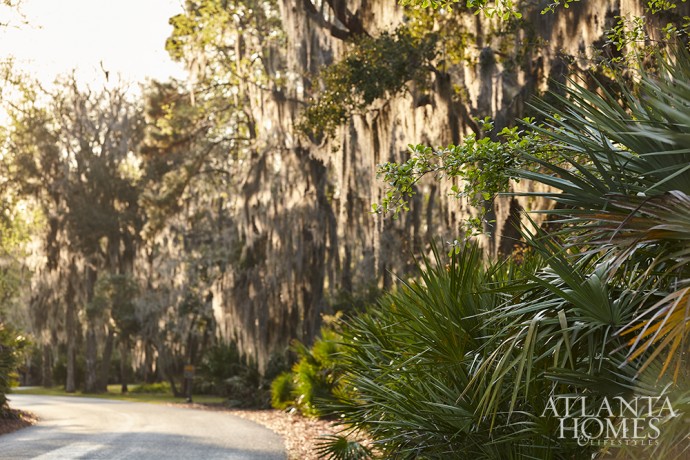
[323,0,368,38]
[301,0,357,41]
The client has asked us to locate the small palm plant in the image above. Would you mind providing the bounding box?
[506,46,690,458]
[318,243,597,459]
[518,47,690,381]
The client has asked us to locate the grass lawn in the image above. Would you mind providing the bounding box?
[12,384,226,405]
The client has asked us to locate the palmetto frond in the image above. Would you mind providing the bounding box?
[325,243,593,458]
[621,285,690,379]
[515,47,690,382]
[315,434,373,460]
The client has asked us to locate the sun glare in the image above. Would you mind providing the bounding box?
[0,0,186,85]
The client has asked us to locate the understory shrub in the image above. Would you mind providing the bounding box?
[130,381,172,394]
[319,244,586,459]
[270,326,343,417]
[196,339,266,407]
[0,323,27,416]
[270,372,294,410]
[317,241,690,459]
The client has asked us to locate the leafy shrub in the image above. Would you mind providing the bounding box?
[270,328,343,417]
[322,234,689,458]
[270,372,294,410]
[197,339,244,395]
[223,368,264,408]
[130,381,172,394]
[315,435,372,460]
[329,48,690,460]
[195,340,267,407]
[0,323,27,416]
[319,243,605,459]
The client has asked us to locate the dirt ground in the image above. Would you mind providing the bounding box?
[0,409,38,436]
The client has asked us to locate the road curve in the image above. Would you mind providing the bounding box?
[2,394,286,460]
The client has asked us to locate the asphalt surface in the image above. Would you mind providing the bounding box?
[2,395,287,460]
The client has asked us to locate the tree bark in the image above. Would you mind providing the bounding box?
[65,302,77,393]
[99,328,115,391]
[143,341,155,384]
[119,338,129,393]
[84,265,99,392]
[158,347,181,397]
[84,327,98,392]
[41,344,53,388]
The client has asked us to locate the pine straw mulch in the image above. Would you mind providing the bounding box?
[0,408,38,436]
[175,403,341,460]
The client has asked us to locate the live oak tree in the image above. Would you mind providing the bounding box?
[2,74,240,394]
[4,75,145,392]
[138,79,240,395]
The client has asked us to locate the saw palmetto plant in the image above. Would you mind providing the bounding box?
[320,243,592,459]
[505,46,690,458]
[519,47,690,383]
[316,47,690,459]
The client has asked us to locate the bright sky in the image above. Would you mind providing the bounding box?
[0,0,187,85]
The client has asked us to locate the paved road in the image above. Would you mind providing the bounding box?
[2,395,286,460]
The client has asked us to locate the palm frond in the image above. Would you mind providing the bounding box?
[514,47,690,383]
[315,434,373,460]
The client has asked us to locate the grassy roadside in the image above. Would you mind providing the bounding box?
[11,385,226,405]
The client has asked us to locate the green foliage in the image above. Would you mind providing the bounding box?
[399,0,522,21]
[514,47,690,385]
[223,369,264,407]
[0,323,27,414]
[646,0,685,14]
[164,0,282,148]
[0,198,33,322]
[291,329,342,417]
[3,77,146,396]
[318,239,688,458]
[92,275,140,336]
[269,328,343,417]
[539,0,581,15]
[502,47,690,458]
[300,28,436,138]
[166,0,282,67]
[139,81,207,235]
[354,45,690,459]
[196,339,266,407]
[375,119,554,235]
[315,435,372,460]
[198,339,244,388]
[129,381,172,394]
[320,243,591,458]
[5,76,146,257]
[270,372,294,410]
